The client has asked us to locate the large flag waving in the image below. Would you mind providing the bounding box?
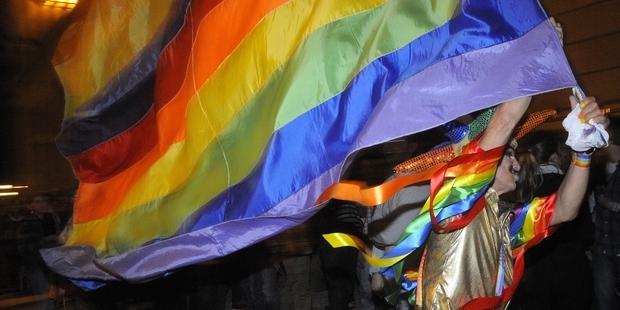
[42,0,576,284]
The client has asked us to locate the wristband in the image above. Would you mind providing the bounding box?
[572,151,592,168]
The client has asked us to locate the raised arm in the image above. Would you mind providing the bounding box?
[552,96,608,225]
[479,17,564,151]
[479,96,531,150]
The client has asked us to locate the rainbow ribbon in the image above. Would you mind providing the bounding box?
[324,141,503,267]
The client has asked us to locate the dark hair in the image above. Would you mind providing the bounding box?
[531,139,558,164]
[515,150,542,203]
[554,142,572,172]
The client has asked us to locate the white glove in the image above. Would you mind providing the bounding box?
[563,101,609,152]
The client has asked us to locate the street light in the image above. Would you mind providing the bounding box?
[0,185,28,198]
[42,0,78,9]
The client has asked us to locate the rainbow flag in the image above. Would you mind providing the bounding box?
[42,0,576,284]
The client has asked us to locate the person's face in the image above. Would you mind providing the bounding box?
[492,148,521,195]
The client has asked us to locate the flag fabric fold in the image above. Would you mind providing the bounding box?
[42,0,577,284]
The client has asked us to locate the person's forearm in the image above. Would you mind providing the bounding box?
[551,160,589,225]
[551,95,608,225]
[479,97,531,150]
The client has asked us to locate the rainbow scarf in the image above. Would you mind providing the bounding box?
[510,195,558,251]
[42,0,576,285]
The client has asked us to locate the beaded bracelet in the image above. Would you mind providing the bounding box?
[572,151,592,168]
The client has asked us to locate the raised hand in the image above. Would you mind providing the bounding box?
[550,17,563,46]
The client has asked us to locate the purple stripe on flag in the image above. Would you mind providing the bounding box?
[351,19,575,153]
